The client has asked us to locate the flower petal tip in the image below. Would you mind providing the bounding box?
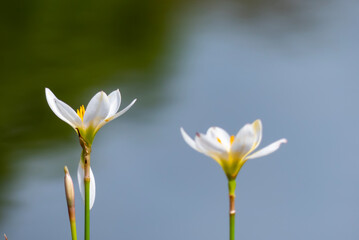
[276,138,288,145]
[180,128,200,152]
[246,137,287,160]
[45,88,53,98]
[254,119,263,127]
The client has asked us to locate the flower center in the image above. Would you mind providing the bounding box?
[77,105,85,121]
[230,135,235,145]
[217,136,235,145]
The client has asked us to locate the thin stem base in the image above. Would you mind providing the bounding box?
[228,179,236,240]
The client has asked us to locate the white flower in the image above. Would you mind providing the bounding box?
[181,119,287,180]
[45,88,136,209]
[45,88,136,145]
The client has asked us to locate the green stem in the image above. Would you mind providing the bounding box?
[78,131,92,240]
[85,179,90,240]
[228,179,236,240]
[81,146,91,240]
[71,221,78,240]
[230,213,235,240]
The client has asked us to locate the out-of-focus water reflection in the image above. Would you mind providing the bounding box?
[2,0,359,239]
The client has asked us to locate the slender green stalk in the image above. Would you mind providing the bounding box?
[230,213,235,240]
[79,134,91,240]
[80,147,91,240]
[71,222,78,240]
[81,148,91,240]
[228,179,236,240]
[85,179,90,240]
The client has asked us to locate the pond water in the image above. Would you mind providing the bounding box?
[1,0,359,239]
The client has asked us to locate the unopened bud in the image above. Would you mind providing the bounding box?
[64,166,76,221]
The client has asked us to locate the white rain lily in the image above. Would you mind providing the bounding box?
[45,88,136,209]
[45,88,136,145]
[181,119,287,180]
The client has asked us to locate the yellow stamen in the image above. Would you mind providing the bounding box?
[217,138,222,144]
[230,135,235,145]
[77,105,85,121]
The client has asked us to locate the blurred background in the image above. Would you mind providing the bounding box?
[1,0,359,239]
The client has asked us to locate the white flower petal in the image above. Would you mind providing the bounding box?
[246,138,287,160]
[231,123,257,158]
[195,133,228,159]
[45,88,82,129]
[77,163,84,202]
[180,128,201,152]
[45,88,65,121]
[54,99,83,129]
[83,91,110,128]
[96,98,137,131]
[252,119,263,150]
[207,127,231,151]
[107,89,121,118]
[109,98,137,120]
[77,162,96,210]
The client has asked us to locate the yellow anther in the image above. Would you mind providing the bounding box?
[230,136,235,145]
[77,105,85,121]
[217,138,222,144]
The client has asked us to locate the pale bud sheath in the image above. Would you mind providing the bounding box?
[64,166,76,221]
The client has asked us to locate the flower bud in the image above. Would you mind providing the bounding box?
[64,166,76,221]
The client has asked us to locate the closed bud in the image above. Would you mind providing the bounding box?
[64,166,76,221]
